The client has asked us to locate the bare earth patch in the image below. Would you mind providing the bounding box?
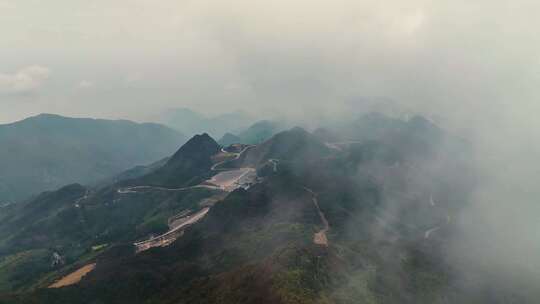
[304,187,329,246]
[312,196,329,246]
[49,263,96,288]
[314,230,328,246]
[208,168,256,191]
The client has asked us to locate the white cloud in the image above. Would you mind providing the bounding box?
[0,66,50,93]
[124,72,143,86]
[399,9,426,36]
[77,80,94,89]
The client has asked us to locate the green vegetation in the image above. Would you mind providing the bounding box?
[0,182,219,293]
[0,249,50,292]
[0,115,527,303]
[0,114,185,202]
[135,133,220,187]
[235,120,283,144]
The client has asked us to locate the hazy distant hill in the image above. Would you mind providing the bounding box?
[236,126,332,167]
[235,120,283,144]
[217,132,242,146]
[218,120,284,145]
[158,108,254,138]
[0,114,186,202]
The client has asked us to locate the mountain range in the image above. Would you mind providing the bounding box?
[0,112,531,303]
[218,120,285,146]
[156,108,255,139]
[0,114,186,203]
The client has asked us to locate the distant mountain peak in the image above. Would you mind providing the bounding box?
[169,133,219,161]
[10,113,67,125]
[34,113,64,119]
[289,126,308,134]
[175,133,217,151]
[407,115,438,129]
[136,133,220,187]
[237,126,331,167]
[218,132,242,146]
[158,108,254,138]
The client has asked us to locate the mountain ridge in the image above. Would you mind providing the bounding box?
[128,133,220,188]
[0,114,186,202]
[0,113,532,304]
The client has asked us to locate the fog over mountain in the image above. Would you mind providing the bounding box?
[1,0,539,303]
[2,1,538,124]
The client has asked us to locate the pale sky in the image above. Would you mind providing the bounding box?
[1,0,539,126]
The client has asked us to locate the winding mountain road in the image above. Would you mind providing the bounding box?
[211,145,253,171]
[429,194,435,206]
[73,190,89,207]
[424,226,441,239]
[125,145,258,252]
[134,207,210,250]
[118,145,256,194]
[424,193,440,239]
[117,184,220,194]
[304,187,329,246]
[423,193,453,239]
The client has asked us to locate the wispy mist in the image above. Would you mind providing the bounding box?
[1,1,538,123]
[1,0,539,296]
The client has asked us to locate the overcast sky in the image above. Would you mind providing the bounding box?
[1,0,539,126]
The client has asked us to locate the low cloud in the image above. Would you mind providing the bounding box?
[124,72,144,86]
[77,80,95,89]
[0,66,51,94]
